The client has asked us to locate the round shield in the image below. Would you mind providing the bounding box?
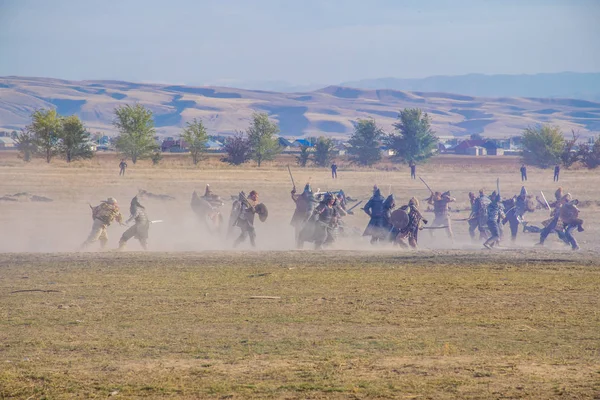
[390,209,409,230]
[256,203,268,222]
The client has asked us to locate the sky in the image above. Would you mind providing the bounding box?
[1,0,599,88]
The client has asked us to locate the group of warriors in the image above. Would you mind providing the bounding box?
[466,186,584,250]
[81,195,150,251]
[289,183,429,249]
[81,176,585,251]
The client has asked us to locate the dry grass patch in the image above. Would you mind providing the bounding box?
[1,251,599,398]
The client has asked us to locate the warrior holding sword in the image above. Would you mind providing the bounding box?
[118,195,151,250]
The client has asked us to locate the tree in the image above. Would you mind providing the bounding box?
[560,130,580,169]
[246,112,281,167]
[296,145,311,167]
[578,137,600,169]
[386,108,438,164]
[348,118,384,166]
[27,109,61,163]
[113,104,158,164]
[312,136,335,167]
[14,129,37,162]
[521,125,565,168]
[470,133,484,141]
[181,118,209,165]
[59,115,94,162]
[222,131,252,165]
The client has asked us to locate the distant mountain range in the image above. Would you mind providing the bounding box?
[1,76,599,139]
[341,72,600,102]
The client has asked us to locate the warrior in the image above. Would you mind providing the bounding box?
[82,197,123,249]
[298,192,340,249]
[191,184,225,232]
[363,186,387,244]
[232,190,260,248]
[382,194,396,241]
[502,186,530,242]
[336,190,350,213]
[202,184,224,208]
[290,183,318,240]
[538,192,583,249]
[483,191,505,249]
[395,197,427,248]
[559,197,584,250]
[427,190,455,238]
[468,190,490,241]
[538,190,569,246]
[118,196,150,250]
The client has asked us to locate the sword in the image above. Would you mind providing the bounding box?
[287,165,296,191]
[540,191,551,210]
[150,220,163,224]
[419,176,434,194]
[422,226,449,230]
[496,178,500,196]
[346,200,363,213]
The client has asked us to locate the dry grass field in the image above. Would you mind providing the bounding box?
[1,152,599,399]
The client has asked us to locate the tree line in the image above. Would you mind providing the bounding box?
[15,109,94,163]
[15,104,439,167]
[19,103,597,170]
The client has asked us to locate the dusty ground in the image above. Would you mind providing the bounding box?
[0,152,599,398]
[0,152,597,252]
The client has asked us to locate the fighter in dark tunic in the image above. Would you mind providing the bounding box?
[363,186,387,244]
[483,191,505,249]
[232,190,259,248]
[468,190,490,241]
[502,186,533,242]
[290,183,318,241]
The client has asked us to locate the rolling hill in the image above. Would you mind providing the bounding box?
[1,76,599,139]
[341,72,600,102]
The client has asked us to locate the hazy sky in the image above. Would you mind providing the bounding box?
[1,0,599,86]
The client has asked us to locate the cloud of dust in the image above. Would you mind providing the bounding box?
[0,185,577,253]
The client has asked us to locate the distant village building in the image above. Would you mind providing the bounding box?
[482,141,504,156]
[293,138,312,148]
[278,137,294,152]
[0,137,16,149]
[205,140,223,152]
[452,139,486,155]
[466,146,487,156]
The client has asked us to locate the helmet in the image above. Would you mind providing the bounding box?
[408,197,419,207]
[384,194,395,209]
[106,197,117,205]
[303,183,312,193]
